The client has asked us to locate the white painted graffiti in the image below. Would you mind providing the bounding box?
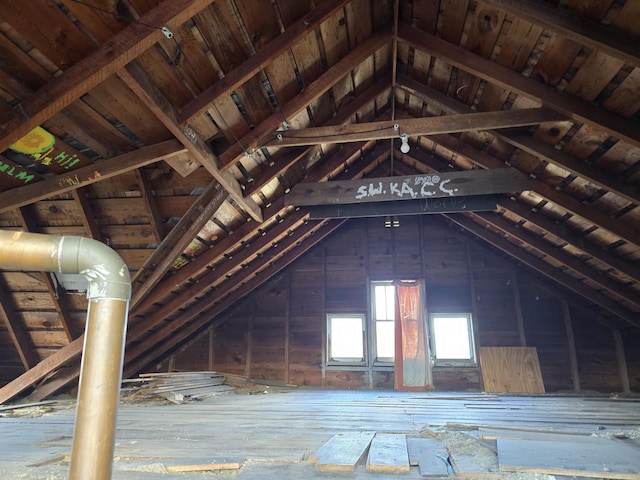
[355,175,459,200]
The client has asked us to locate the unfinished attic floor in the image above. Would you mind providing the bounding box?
[1,389,640,480]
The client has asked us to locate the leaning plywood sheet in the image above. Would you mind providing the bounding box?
[479,347,545,393]
[407,437,450,477]
[366,433,410,472]
[309,431,375,471]
[497,438,640,480]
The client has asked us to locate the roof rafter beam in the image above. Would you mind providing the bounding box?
[398,23,640,148]
[422,132,640,248]
[123,218,346,378]
[118,62,263,223]
[398,75,640,205]
[217,29,391,170]
[130,179,228,309]
[445,213,640,328]
[0,276,38,370]
[480,0,640,68]
[474,211,640,310]
[178,0,352,122]
[496,198,640,283]
[263,108,563,147]
[0,0,214,153]
[16,207,80,342]
[0,139,187,214]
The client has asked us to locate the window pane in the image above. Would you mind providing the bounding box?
[330,316,364,361]
[374,285,395,320]
[432,316,472,359]
[376,321,394,359]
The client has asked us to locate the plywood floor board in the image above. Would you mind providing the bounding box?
[497,437,640,480]
[406,437,450,476]
[480,347,545,393]
[366,433,410,472]
[309,431,375,471]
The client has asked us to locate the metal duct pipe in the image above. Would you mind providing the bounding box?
[0,230,131,480]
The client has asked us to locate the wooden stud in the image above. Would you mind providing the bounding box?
[512,270,526,347]
[612,329,631,394]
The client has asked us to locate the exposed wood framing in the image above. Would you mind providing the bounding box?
[0,140,187,214]
[118,62,263,222]
[480,0,640,68]
[398,76,640,205]
[264,108,563,147]
[0,276,37,370]
[178,0,352,122]
[398,24,640,148]
[561,300,580,392]
[0,0,215,152]
[446,213,640,327]
[217,29,390,170]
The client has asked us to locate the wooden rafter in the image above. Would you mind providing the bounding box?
[0,276,37,370]
[244,77,390,197]
[118,62,263,223]
[72,189,103,241]
[178,0,352,122]
[124,144,389,373]
[0,140,186,214]
[481,0,640,68]
[496,198,640,284]
[217,29,390,170]
[135,170,165,245]
[0,0,215,153]
[124,218,347,377]
[16,207,80,342]
[398,76,640,205]
[445,213,640,328]
[398,23,640,148]
[263,108,563,147]
[474,211,640,310]
[130,180,228,309]
[420,133,640,248]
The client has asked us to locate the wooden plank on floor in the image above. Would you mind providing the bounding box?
[407,437,450,477]
[309,431,375,472]
[164,458,242,472]
[497,438,640,480]
[366,433,410,473]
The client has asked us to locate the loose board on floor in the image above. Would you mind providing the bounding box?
[366,433,410,472]
[407,437,450,477]
[497,438,640,480]
[480,347,545,393]
[309,431,375,471]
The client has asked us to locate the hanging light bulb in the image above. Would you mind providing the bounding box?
[400,133,410,153]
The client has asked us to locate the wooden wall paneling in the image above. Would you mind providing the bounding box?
[465,242,483,391]
[573,318,620,392]
[562,299,581,392]
[511,269,526,346]
[245,301,254,379]
[322,247,327,387]
[285,272,291,385]
[612,329,631,394]
[212,312,250,377]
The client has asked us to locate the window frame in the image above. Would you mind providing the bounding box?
[428,312,477,366]
[326,313,367,366]
[370,281,396,364]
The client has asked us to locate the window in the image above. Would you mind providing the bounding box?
[429,313,476,366]
[372,282,395,362]
[326,314,366,365]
